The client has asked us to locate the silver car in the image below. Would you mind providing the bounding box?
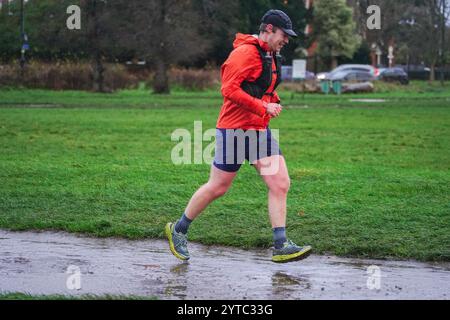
[316,64,379,81]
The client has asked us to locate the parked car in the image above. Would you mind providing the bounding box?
[395,64,430,80]
[329,69,376,82]
[377,67,409,85]
[316,64,379,81]
[281,66,315,81]
[395,64,430,72]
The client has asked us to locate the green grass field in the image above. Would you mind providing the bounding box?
[1,82,449,261]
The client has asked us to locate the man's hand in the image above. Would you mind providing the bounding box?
[265,103,283,118]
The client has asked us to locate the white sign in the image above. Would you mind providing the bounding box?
[292,59,307,80]
[388,46,394,60]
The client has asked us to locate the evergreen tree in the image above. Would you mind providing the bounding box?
[313,0,361,69]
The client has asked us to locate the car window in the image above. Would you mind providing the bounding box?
[329,68,344,76]
[331,65,374,78]
[356,72,369,80]
[331,71,345,78]
[332,65,357,74]
[353,68,371,73]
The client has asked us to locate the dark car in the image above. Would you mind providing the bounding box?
[377,68,409,85]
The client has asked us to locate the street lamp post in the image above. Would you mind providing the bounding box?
[439,0,446,86]
[19,0,29,78]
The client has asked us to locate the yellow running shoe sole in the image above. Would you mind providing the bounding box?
[165,222,189,261]
[272,245,312,263]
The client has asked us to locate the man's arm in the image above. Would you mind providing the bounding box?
[221,46,267,117]
[271,91,281,104]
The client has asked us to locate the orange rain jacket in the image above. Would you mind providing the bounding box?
[216,33,281,130]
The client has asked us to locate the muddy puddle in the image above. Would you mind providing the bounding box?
[349,99,387,103]
[0,230,449,300]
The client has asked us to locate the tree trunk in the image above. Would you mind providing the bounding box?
[153,58,170,94]
[92,53,104,92]
[440,0,446,86]
[89,0,105,92]
[152,0,170,94]
[331,56,338,70]
[430,62,436,82]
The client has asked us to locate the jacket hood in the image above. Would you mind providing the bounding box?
[233,33,270,52]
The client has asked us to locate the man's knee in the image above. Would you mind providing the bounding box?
[268,176,290,195]
[208,182,231,198]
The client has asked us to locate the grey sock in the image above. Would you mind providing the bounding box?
[273,227,287,249]
[175,213,192,234]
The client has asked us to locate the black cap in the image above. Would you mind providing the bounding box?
[261,9,297,37]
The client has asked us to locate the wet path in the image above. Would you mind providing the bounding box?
[0,230,449,299]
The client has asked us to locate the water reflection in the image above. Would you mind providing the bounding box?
[164,262,190,299]
[271,271,311,298]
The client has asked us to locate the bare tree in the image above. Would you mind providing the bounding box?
[84,0,106,92]
[121,0,211,94]
[78,0,118,92]
[436,0,450,84]
[409,0,449,81]
[349,0,450,81]
[195,0,241,64]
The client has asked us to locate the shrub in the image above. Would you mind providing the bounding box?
[0,61,140,91]
[169,68,220,90]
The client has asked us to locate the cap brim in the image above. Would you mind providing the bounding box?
[282,28,297,37]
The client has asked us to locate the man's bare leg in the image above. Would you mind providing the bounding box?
[184,165,237,220]
[253,155,312,262]
[165,165,236,260]
[253,155,290,228]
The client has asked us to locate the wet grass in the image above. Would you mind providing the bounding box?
[0,83,449,262]
[0,80,449,109]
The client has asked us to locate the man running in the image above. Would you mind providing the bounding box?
[166,9,312,263]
